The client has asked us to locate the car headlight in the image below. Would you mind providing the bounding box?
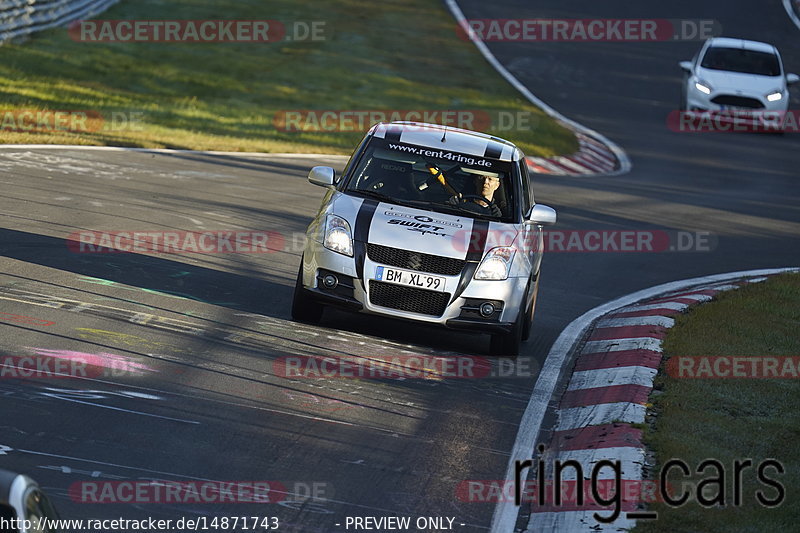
[323,215,353,257]
[474,247,516,281]
[766,91,783,102]
[694,81,712,95]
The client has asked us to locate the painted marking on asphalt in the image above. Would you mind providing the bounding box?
[35,387,198,424]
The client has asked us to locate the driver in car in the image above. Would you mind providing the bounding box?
[446,174,503,217]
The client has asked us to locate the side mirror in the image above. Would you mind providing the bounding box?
[527,204,557,226]
[786,73,799,85]
[0,470,60,529]
[308,166,335,188]
[679,61,693,73]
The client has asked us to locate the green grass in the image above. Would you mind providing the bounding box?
[635,272,800,533]
[0,0,577,156]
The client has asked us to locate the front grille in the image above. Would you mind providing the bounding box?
[369,281,451,317]
[711,95,764,109]
[367,243,464,276]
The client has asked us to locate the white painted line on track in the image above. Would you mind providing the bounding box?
[488,268,797,533]
[444,0,631,177]
[783,0,800,31]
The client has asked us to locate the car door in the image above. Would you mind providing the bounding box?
[517,159,543,278]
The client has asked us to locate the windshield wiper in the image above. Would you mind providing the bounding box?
[352,189,399,204]
[352,190,435,211]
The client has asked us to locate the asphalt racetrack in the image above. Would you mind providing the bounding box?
[1,0,799,531]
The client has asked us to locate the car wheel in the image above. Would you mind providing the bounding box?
[291,260,324,323]
[490,289,527,357]
[521,276,540,342]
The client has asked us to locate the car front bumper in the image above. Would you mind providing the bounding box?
[301,238,527,332]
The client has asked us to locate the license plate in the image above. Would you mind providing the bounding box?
[374,266,446,292]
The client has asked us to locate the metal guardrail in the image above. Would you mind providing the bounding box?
[0,0,119,44]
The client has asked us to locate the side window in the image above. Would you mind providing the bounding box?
[338,133,372,188]
[517,160,533,215]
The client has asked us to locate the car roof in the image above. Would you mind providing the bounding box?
[370,122,523,163]
[706,37,777,54]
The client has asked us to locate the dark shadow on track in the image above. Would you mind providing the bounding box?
[0,227,289,317]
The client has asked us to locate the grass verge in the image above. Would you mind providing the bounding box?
[0,0,577,156]
[635,272,800,532]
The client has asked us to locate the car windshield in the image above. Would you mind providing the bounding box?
[700,47,781,76]
[344,138,516,222]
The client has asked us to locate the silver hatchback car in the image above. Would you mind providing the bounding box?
[291,122,557,355]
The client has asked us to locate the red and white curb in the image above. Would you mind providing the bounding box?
[445,0,630,177]
[489,268,798,533]
[528,278,774,530]
[526,133,618,176]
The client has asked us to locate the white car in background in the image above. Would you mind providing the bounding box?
[680,37,798,123]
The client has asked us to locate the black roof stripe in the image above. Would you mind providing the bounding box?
[483,140,504,160]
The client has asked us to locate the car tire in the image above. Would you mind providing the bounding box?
[521,276,539,342]
[490,289,527,357]
[291,260,324,324]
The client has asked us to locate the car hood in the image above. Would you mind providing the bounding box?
[332,194,515,260]
[696,67,784,95]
